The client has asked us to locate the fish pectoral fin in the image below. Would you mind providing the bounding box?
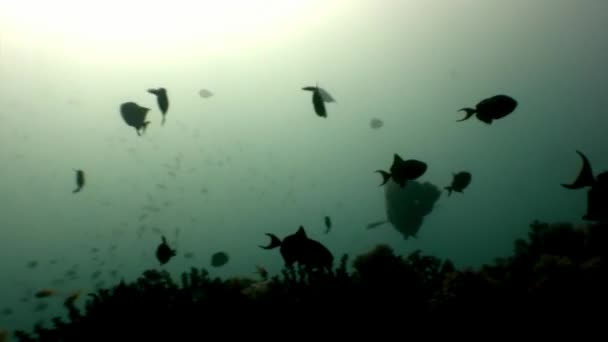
[366,220,388,229]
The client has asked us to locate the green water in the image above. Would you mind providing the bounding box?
[1,0,606,333]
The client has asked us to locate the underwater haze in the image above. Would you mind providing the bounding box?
[1,0,607,332]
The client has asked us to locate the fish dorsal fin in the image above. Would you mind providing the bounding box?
[393,154,404,164]
[296,226,307,239]
[161,235,167,244]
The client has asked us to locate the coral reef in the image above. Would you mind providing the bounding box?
[11,221,605,340]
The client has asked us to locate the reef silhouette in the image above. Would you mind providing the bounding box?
[11,220,605,340]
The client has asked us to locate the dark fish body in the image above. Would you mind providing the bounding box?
[260,226,333,270]
[368,179,441,239]
[303,86,330,118]
[458,94,518,124]
[198,89,213,98]
[34,289,55,298]
[562,151,608,222]
[210,252,229,267]
[370,118,384,129]
[155,235,176,265]
[120,102,150,136]
[445,171,472,196]
[147,88,169,125]
[376,154,427,188]
[324,215,332,234]
[73,169,85,193]
[586,172,608,221]
[311,90,326,117]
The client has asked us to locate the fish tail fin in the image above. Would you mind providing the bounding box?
[457,107,476,121]
[147,88,159,96]
[259,233,282,250]
[161,116,166,126]
[445,186,453,196]
[72,187,81,193]
[375,170,391,186]
[562,150,596,189]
